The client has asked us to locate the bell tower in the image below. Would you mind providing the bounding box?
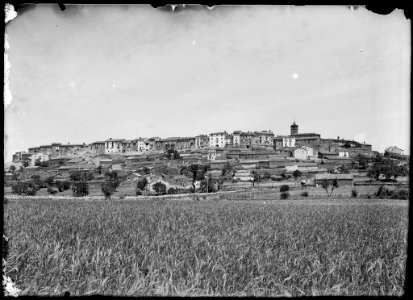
[290,122,298,135]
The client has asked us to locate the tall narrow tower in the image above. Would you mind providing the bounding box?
[290,122,298,135]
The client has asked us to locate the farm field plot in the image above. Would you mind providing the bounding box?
[3,198,408,296]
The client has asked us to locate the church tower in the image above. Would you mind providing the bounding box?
[290,122,298,135]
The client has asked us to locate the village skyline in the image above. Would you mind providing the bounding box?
[4,5,410,162]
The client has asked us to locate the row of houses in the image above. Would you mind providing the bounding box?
[13,122,391,165]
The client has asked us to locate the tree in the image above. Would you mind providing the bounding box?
[221,162,232,177]
[97,165,102,175]
[167,187,177,194]
[200,173,217,193]
[45,176,55,186]
[137,177,148,191]
[250,170,260,187]
[72,181,89,197]
[189,164,199,185]
[320,178,339,197]
[101,181,115,199]
[153,181,167,195]
[105,171,119,188]
[292,170,302,179]
[357,154,368,169]
[12,182,38,196]
[281,170,287,180]
[9,165,16,173]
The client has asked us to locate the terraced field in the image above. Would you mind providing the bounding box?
[3,198,408,296]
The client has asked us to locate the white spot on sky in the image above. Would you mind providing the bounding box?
[192,40,197,45]
[292,73,298,79]
[68,81,76,88]
[112,83,117,88]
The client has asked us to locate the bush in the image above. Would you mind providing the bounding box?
[45,176,55,186]
[300,191,309,197]
[351,189,358,198]
[12,181,39,196]
[31,175,47,188]
[396,189,409,200]
[137,177,148,191]
[280,185,290,192]
[280,192,290,199]
[47,187,58,194]
[101,181,115,199]
[135,188,143,196]
[56,180,71,192]
[153,182,167,195]
[72,181,89,197]
[167,187,177,195]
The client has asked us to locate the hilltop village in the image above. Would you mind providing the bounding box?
[6,122,409,197]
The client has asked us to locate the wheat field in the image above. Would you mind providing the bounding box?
[3,198,408,296]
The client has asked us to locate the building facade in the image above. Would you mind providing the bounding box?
[105,138,125,154]
[209,132,227,148]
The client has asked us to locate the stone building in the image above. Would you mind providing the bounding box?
[293,146,314,160]
[209,132,227,148]
[385,146,404,156]
[195,135,209,149]
[232,130,242,147]
[105,138,125,154]
[240,131,259,149]
[89,141,105,154]
[255,130,274,146]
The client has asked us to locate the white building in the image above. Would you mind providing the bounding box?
[105,138,125,154]
[283,137,296,148]
[136,138,147,152]
[209,131,227,148]
[232,130,241,146]
[385,146,404,156]
[293,146,314,160]
[338,151,349,158]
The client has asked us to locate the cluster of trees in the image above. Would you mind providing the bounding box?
[367,159,408,181]
[70,171,94,182]
[101,171,121,199]
[165,149,181,160]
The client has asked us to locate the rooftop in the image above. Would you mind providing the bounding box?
[315,174,354,180]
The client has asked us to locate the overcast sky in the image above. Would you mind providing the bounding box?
[4,5,410,161]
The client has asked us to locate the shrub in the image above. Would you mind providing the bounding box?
[135,188,143,196]
[12,181,38,196]
[292,170,302,179]
[280,192,290,199]
[396,189,409,200]
[47,187,58,194]
[167,187,177,195]
[280,185,290,192]
[119,193,126,200]
[351,189,358,198]
[300,191,309,197]
[72,181,89,197]
[367,194,371,199]
[56,180,71,192]
[153,182,167,196]
[137,177,148,191]
[45,176,55,186]
[31,175,47,188]
[101,181,115,199]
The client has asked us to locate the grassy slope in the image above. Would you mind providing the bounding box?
[3,198,408,296]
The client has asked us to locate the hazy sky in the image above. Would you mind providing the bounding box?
[4,5,410,161]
